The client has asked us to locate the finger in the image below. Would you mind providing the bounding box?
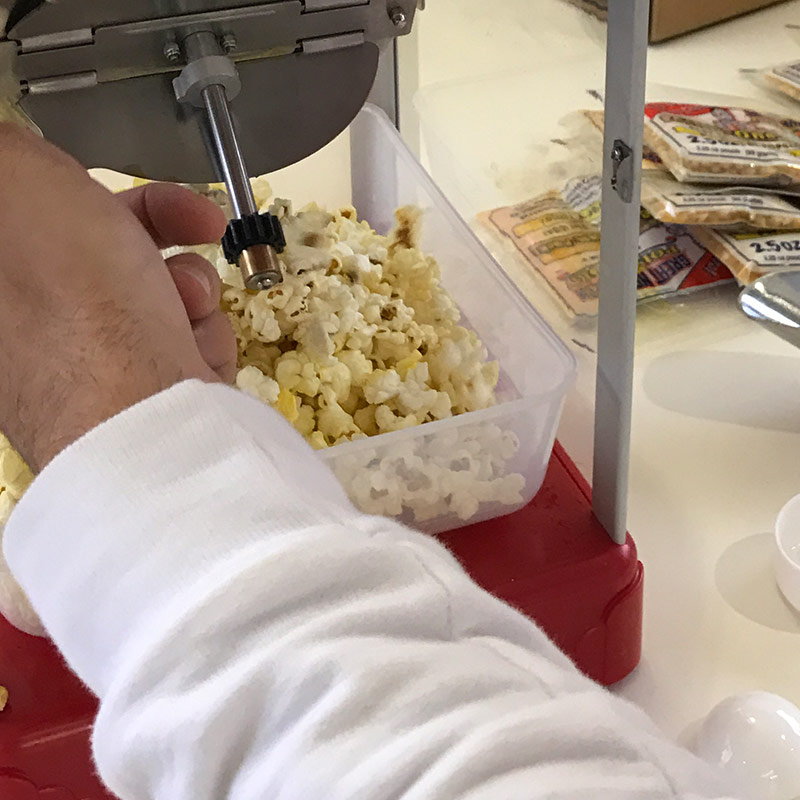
[166,253,222,321]
[118,183,227,249]
[192,311,238,383]
[214,357,238,386]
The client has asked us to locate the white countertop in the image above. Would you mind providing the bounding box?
[405,0,800,737]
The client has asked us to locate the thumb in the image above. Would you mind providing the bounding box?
[166,253,222,322]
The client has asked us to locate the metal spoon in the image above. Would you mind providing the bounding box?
[739,271,800,350]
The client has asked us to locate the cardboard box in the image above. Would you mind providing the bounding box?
[566,0,787,43]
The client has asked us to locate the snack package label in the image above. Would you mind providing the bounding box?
[699,229,800,270]
[653,189,799,213]
[641,174,800,229]
[482,176,732,318]
[644,103,800,184]
[636,224,730,297]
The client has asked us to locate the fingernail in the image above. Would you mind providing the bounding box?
[187,263,213,297]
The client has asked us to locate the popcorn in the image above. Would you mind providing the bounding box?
[309,431,329,451]
[317,393,360,443]
[183,182,525,528]
[294,404,316,438]
[0,448,23,487]
[236,365,280,405]
[363,369,403,405]
[276,387,300,424]
[0,435,43,636]
[0,490,14,527]
[206,188,499,454]
[0,439,33,512]
[274,353,321,397]
[338,349,374,386]
[327,424,525,529]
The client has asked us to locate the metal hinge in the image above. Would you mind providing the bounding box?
[610,139,634,203]
[18,28,94,54]
[24,71,97,95]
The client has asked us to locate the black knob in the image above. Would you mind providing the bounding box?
[222,212,286,266]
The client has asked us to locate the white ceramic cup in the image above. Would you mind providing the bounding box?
[775,493,800,613]
[693,691,800,800]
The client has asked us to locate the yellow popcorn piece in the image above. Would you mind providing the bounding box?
[0,491,14,526]
[0,686,8,711]
[309,431,329,450]
[294,404,316,437]
[317,400,359,441]
[353,406,378,437]
[0,445,33,503]
[275,356,303,391]
[276,387,300,424]
[396,350,423,378]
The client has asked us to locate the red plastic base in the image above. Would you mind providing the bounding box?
[0,442,643,799]
[436,442,643,687]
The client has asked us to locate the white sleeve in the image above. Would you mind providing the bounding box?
[4,381,739,800]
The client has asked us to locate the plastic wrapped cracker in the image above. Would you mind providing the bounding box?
[643,102,800,187]
[481,175,733,320]
[641,172,800,230]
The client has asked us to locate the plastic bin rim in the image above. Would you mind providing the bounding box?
[356,103,578,396]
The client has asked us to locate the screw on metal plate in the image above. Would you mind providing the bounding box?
[221,33,238,54]
[610,139,634,203]
[389,5,407,27]
[163,41,182,63]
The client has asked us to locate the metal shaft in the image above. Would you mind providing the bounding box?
[201,82,282,290]
[201,83,258,219]
[180,31,282,290]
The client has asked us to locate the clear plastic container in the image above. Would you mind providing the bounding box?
[95,104,576,535]
[318,105,577,534]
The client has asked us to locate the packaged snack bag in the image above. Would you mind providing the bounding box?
[643,102,800,187]
[481,175,732,319]
[640,172,800,230]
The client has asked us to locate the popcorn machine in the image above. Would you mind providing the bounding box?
[0,1,648,797]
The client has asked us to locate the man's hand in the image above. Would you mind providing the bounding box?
[116,183,237,386]
[0,123,237,472]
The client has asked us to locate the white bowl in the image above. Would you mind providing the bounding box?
[692,692,800,800]
[775,493,800,613]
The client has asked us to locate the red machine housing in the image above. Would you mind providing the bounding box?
[0,441,643,799]
[437,442,643,685]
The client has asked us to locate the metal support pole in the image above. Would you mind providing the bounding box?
[592,0,650,544]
